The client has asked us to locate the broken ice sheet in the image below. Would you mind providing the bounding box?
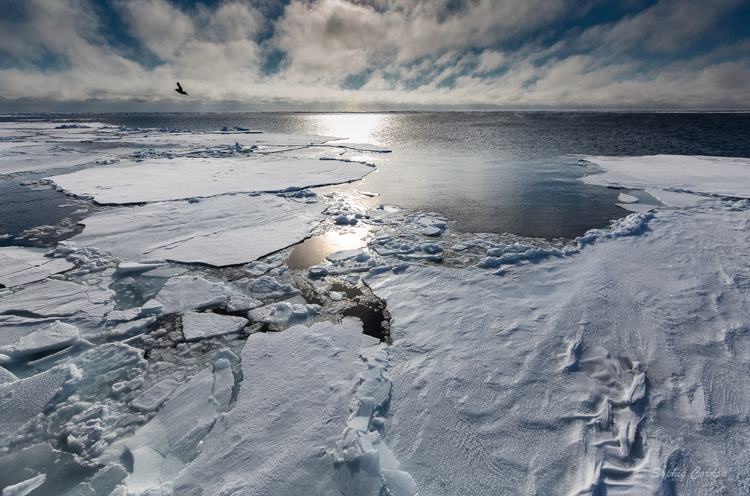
[122,356,237,494]
[70,194,326,267]
[0,279,114,324]
[181,312,248,342]
[170,320,363,495]
[0,247,75,288]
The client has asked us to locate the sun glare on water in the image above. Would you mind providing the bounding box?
[306,113,390,145]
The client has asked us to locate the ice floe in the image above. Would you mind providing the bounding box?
[0,321,79,359]
[48,155,375,205]
[582,155,750,198]
[0,279,114,322]
[70,194,326,266]
[181,312,248,342]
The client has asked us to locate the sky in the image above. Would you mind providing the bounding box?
[0,0,749,111]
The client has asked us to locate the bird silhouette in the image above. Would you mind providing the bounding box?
[175,82,189,97]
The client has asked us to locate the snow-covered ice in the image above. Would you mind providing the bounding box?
[0,247,74,288]
[48,155,375,205]
[3,118,750,496]
[170,319,410,496]
[365,201,750,494]
[70,194,326,266]
[0,321,79,359]
[122,357,237,494]
[181,312,248,342]
[0,364,81,442]
[582,155,750,198]
[0,279,114,321]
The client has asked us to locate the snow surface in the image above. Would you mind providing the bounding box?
[365,201,750,494]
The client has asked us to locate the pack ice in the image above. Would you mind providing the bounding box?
[1,121,410,495]
[3,119,750,496]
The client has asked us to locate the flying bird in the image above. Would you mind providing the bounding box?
[175,82,189,97]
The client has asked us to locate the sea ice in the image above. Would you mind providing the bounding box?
[181,312,248,341]
[246,296,321,328]
[616,202,656,212]
[122,357,237,493]
[582,155,750,198]
[69,194,326,266]
[0,364,81,443]
[0,320,79,358]
[169,319,408,495]
[0,247,74,288]
[365,202,750,494]
[645,188,715,208]
[1,474,46,496]
[617,193,639,203]
[0,279,114,322]
[48,155,375,204]
[150,276,236,315]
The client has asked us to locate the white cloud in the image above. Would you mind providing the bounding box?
[0,0,748,109]
[117,0,195,60]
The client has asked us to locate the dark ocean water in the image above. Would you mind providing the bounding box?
[3,112,750,240]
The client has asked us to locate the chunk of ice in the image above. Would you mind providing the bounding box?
[617,193,639,203]
[0,247,74,288]
[0,364,81,442]
[1,474,46,496]
[153,276,231,315]
[0,279,114,320]
[582,155,750,198]
[0,321,79,358]
[182,312,248,342]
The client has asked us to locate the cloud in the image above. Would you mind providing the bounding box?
[0,0,748,109]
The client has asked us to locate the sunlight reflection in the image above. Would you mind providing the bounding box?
[307,113,389,145]
[287,226,371,270]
